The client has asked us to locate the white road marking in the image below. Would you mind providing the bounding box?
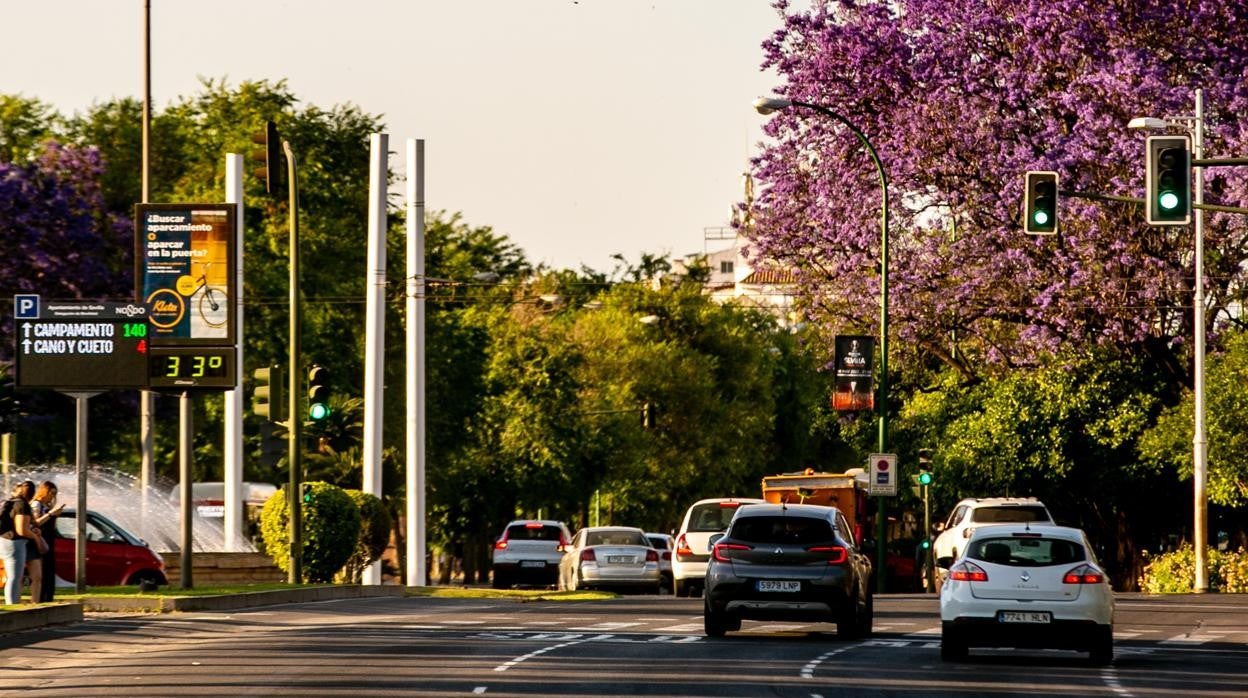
[905,626,942,637]
[568,622,642,630]
[1101,667,1132,696]
[801,646,853,679]
[473,687,487,694]
[493,634,614,673]
[654,624,703,633]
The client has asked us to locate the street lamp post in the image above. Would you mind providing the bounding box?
[754,97,891,593]
[1129,89,1209,592]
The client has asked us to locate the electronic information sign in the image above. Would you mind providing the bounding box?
[148,346,237,389]
[15,310,150,390]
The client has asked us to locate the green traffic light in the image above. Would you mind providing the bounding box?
[920,539,931,550]
[1159,191,1180,211]
[308,402,331,421]
[1032,210,1050,226]
[917,470,934,486]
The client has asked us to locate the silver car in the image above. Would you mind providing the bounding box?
[646,532,674,590]
[558,526,661,593]
[491,519,572,589]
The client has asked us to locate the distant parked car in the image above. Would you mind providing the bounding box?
[672,498,765,597]
[558,526,661,593]
[703,503,873,638]
[646,532,674,591]
[939,523,1114,664]
[54,509,168,587]
[491,519,572,589]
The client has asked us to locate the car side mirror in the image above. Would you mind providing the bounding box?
[708,533,724,547]
[932,522,945,533]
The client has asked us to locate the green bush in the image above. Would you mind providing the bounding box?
[1138,545,1248,593]
[337,490,393,583]
[259,482,362,583]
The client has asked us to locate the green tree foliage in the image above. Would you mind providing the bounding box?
[259,481,360,583]
[1139,329,1248,507]
[338,489,393,583]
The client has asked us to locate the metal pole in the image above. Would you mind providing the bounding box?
[139,0,156,533]
[73,394,90,593]
[363,134,388,586]
[923,484,932,592]
[406,138,427,587]
[792,100,891,594]
[284,141,303,584]
[1192,89,1208,593]
[1,433,12,496]
[223,153,244,552]
[179,392,193,589]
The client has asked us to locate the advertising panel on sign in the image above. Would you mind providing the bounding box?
[135,204,236,346]
[832,334,875,412]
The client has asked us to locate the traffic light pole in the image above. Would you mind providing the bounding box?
[284,140,303,584]
[1192,90,1208,593]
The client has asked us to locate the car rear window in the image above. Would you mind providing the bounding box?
[729,516,834,545]
[967,536,1085,566]
[505,524,564,541]
[688,503,753,532]
[586,530,647,546]
[969,506,1051,524]
[646,536,670,549]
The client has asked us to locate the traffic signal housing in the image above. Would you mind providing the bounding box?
[307,365,331,421]
[1146,135,1191,225]
[251,119,285,195]
[251,365,286,423]
[641,401,656,429]
[1023,171,1058,235]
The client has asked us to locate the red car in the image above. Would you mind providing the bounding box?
[52,509,168,587]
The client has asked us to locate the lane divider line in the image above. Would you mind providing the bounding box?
[493,634,614,673]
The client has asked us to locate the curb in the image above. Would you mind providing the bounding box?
[81,584,406,613]
[0,603,84,634]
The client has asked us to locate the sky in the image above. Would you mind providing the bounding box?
[0,0,790,274]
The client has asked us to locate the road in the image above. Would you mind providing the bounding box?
[1,593,1246,696]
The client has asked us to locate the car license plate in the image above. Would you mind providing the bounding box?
[757,580,801,593]
[998,611,1051,624]
[607,555,632,564]
[520,560,545,568]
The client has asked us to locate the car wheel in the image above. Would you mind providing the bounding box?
[127,570,165,588]
[673,578,687,598]
[836,600,861,639]
[856,592,873,637]
[1090,625,1114,666]
[940,622,967,662]
[703,599,731,638]
[492,570,508,590]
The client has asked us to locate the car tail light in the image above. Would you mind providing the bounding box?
[718,501,742,509]
[646,549,658,562]
[712,542,751,563]
[1062,564,1106,585]
[524,522,543,529]
[806,545,848,564]
[580,549,597,562]
[949,560,988,582]
[675,533,693,558]
[494,538,508,551]
[662,551,671,561]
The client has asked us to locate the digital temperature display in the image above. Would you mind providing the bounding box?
[148,347,236,389]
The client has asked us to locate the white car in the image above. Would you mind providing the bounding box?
[939,524,1113,664]
[491,519,572,589]
[932,497,1053,588]
[558,526,661,593]
[645,532,674,591]
[671,498,765,597]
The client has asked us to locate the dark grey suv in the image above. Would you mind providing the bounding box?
[703,503,873,638]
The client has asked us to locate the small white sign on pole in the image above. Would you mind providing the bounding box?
[868,453,898,496]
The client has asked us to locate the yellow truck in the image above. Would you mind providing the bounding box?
[761,468,870,542]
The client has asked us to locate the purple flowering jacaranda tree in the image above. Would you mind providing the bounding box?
[749,0,1248,386]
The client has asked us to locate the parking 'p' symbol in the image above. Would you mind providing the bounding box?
[15,294,39,319]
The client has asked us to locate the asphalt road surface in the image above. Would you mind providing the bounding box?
[2,593,1246,696]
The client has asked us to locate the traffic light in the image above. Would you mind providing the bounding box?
[1146,135,1191,225]
[251,119,285,195]
[307,365,331,421]
[917,470,934,487]
[641,401,656,429]
[299,482,312,505]
[251,365,286,423]
[1023,171,1058,235]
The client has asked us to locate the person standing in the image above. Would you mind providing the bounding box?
[2,481,46,604]
[30,481,64,602]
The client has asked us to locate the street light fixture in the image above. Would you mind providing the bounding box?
[1129,90,1209,593]
[754,95,891,593]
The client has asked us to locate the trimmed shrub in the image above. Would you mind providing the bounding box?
[259,481,361,583]
[1138,545,1248,593]
[338,490,393,583]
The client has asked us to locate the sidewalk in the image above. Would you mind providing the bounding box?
[0,584,406,635]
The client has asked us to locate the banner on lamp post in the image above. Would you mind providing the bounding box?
[832,334,874,412]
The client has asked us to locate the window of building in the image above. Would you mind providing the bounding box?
[720,261,734,274]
